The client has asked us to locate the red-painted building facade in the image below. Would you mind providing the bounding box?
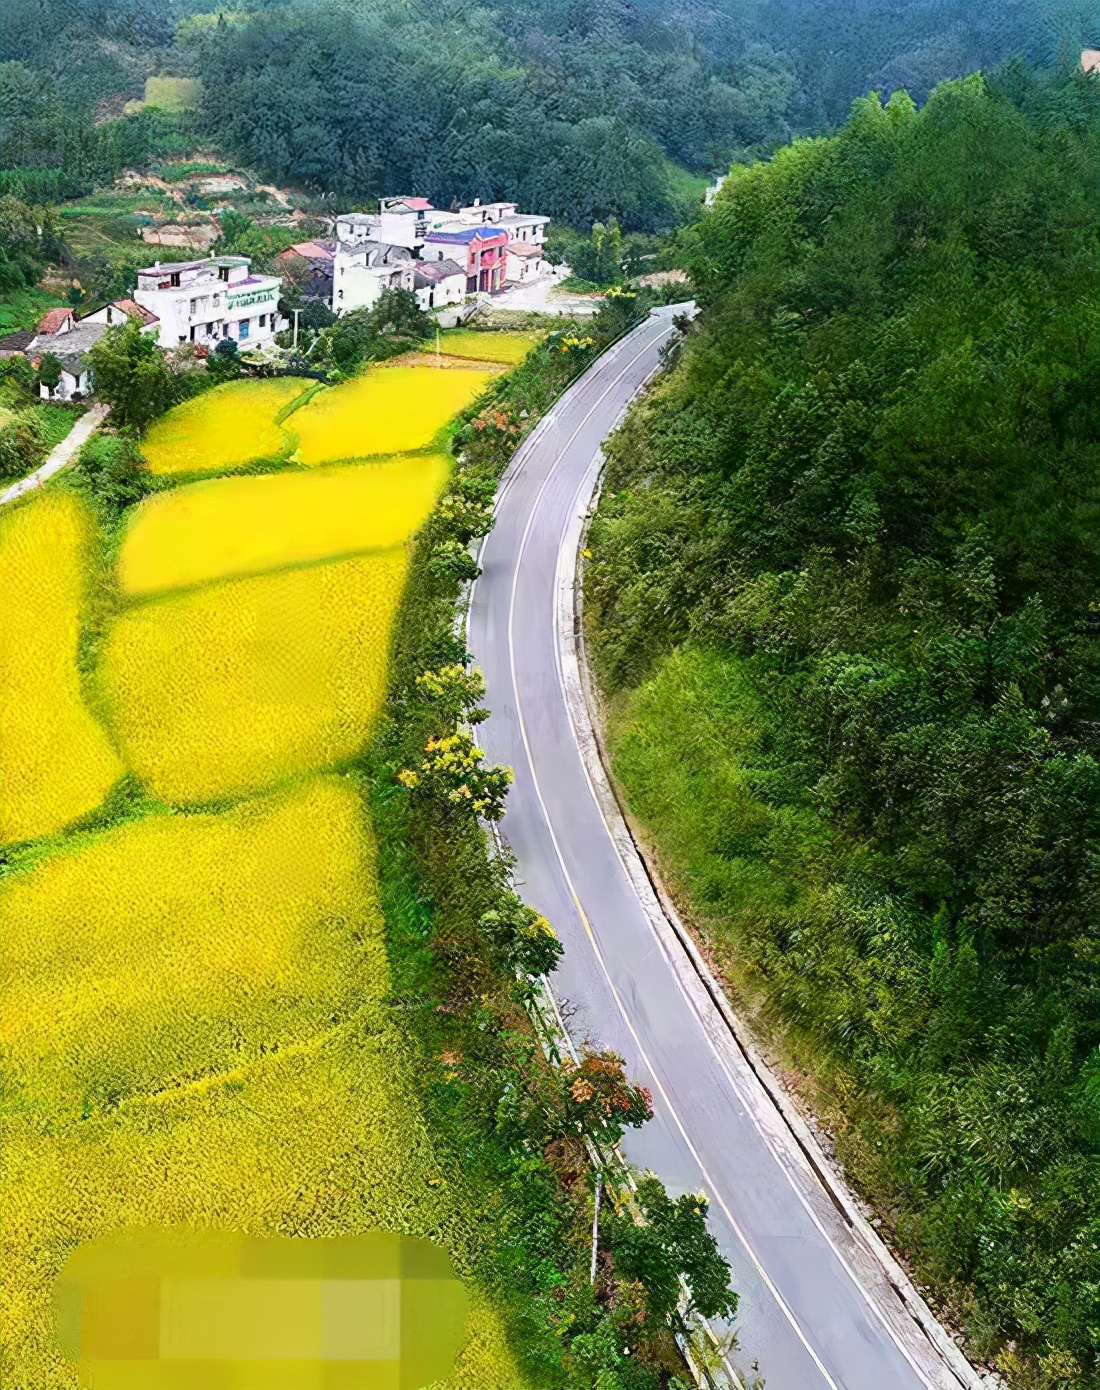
[422,225,509,294]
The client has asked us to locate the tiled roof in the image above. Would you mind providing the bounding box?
[29,321,106,370]
[82,299,161,326]
[36,307,75,335]
[0,329,34,353]
[425,225,507,245]
[284,240,336,261]
[414,258,464,284]
[114,298,159,325]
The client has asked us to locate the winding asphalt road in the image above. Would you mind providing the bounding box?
[468,310,987,1390]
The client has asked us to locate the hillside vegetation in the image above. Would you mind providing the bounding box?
[2,0,1100,230]
[586,67,1100,1388]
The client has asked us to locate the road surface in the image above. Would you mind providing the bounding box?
[468,310,985,1390]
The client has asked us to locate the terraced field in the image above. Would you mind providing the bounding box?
[141,376,313,476]
[117,452,449,594]
[290,365,493,463]
[0,495,122,844]
[437,328,545,364]
[0,348,539,1389]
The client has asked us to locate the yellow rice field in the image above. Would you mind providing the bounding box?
[141,377,311,476]
[438,328,544,364]
[117,452,450,596]
[2,1021,528,1390]
[2,356,530,1390]
[102,551,406,803]
[291,365,493,465]
[0,777,386,1121]
[0,495,122,845]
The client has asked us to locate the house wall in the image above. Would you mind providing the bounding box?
[506,248,545,282]
[40,367,88,402]
[416,274,466,311]
[134,269,282,349]
[333,254,415,315]
[81,305,159,334]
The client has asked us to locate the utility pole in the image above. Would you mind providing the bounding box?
[589,1170,602,1284]
[436,324,441,367]
[292,308,300,351]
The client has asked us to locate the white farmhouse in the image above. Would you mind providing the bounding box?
[24,308,106,402]
[457,201,548,245]
[133,255,283,350]
[334,212,380,247]
[332,241,416,315]
[29,324,105,401]
[81,298,161,334]
[413,258,466,311]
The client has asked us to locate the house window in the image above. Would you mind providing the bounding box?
[206,322,214,335]
[239,319,250,340]
[170,272,180,288]
[259,314,266,328]
[219,267,230,281]
[189,299,196,315]
[222,324,230,338]
[106,306,114,323]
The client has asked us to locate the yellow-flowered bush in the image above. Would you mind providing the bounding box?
[1,1022,528,1390]
[291,366,494,465]
[0,494,122,844]
[102,551,407,803]
[0,776,386,1121]
[141,377,311,476]
[437,329,543,365]
[117,453,450,596]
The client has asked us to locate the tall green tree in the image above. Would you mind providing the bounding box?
[586,67,1100,1387]
[87,319,176,431]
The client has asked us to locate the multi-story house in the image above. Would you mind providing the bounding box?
[422,224,510,294]
[133,255,283,351]
[332,241,416,314]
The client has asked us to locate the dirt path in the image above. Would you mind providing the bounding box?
[0,404,107,508]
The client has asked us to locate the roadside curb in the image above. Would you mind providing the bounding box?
[552,380,999,1390]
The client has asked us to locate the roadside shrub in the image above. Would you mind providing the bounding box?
[0,411,46,480]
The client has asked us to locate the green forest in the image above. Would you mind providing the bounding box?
[1,0,1099,228]
[586,66,1100,1388]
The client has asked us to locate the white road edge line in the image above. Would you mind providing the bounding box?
[499,325,844,1390]
[554,446,949,1390]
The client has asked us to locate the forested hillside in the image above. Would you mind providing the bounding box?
[586,66,1100,1387]
[1,0,1098,228]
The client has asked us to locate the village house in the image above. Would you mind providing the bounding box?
[457,200,548,246]
[133,254,283,351]
[274,240,336,303]
[413,258,466,311]
[422,223,509,294]
[81,299,161,334]
[24,309,105,402]
[332,240,416,314]
[327,194,551,312]
[1,300,164,401]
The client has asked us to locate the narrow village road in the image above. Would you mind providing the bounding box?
[0,403,107,508]
[468,310,988,1390]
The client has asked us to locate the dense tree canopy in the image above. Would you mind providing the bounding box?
[3,0,1099,228]
[586,66,1100,1386]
